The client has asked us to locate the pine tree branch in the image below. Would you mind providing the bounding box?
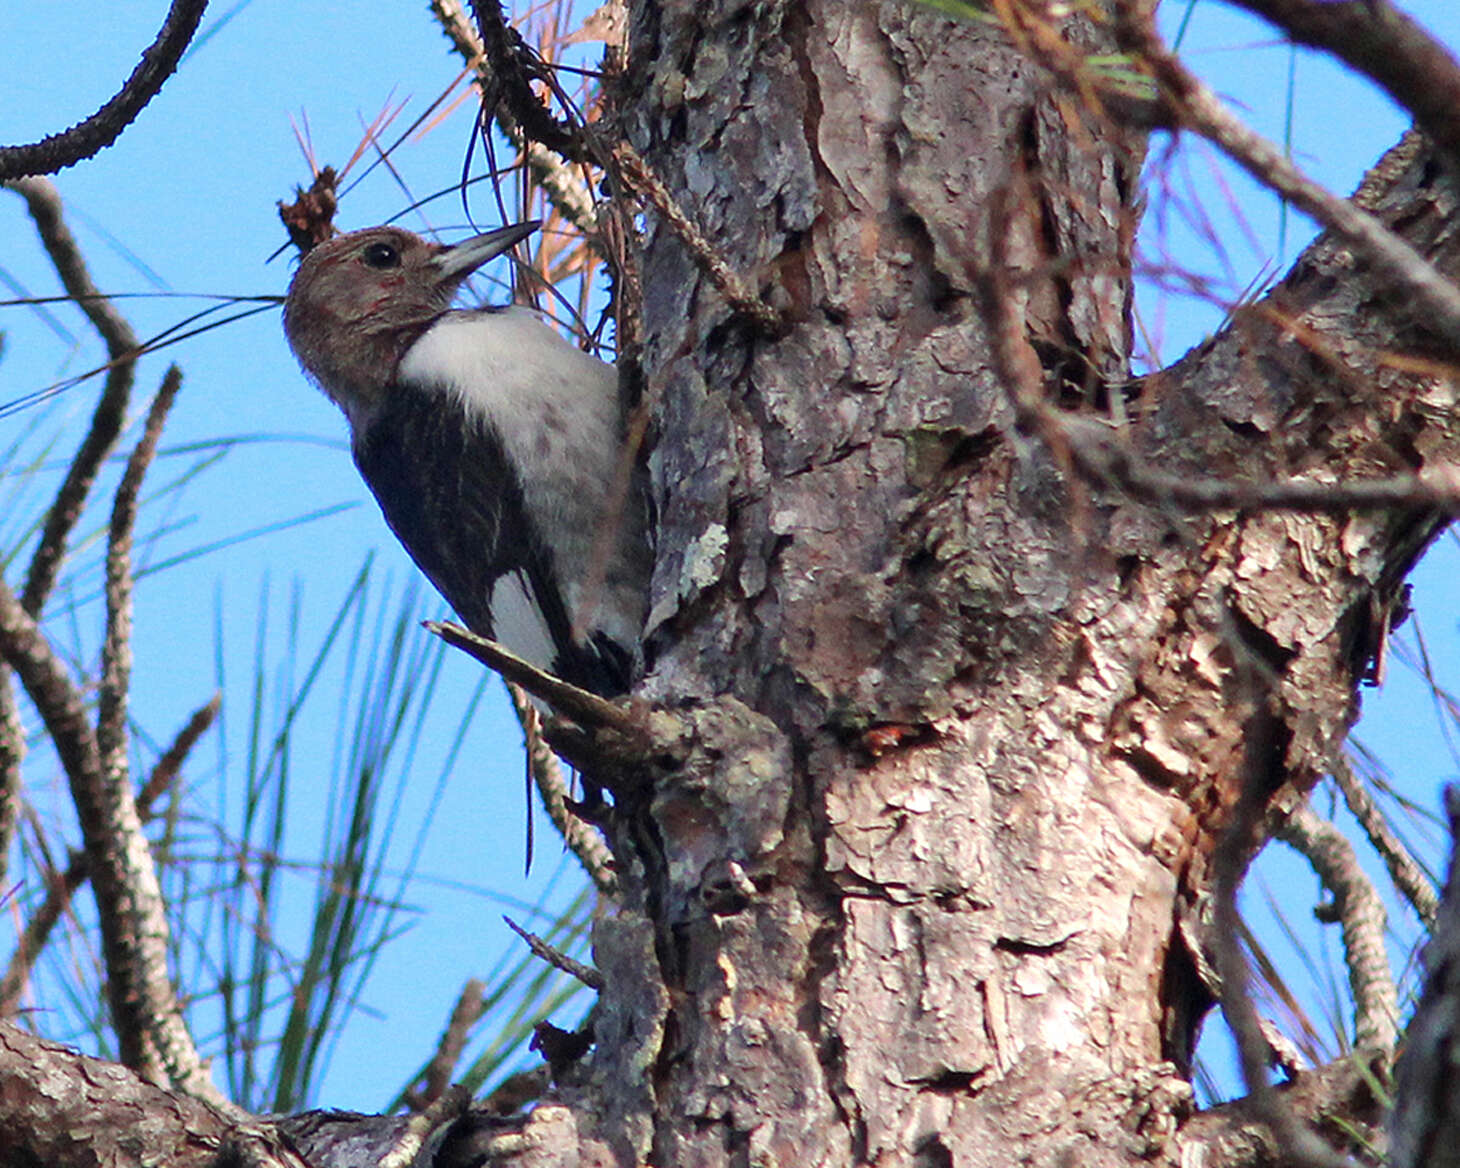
[0,693,219,1015]
[5,178,140,616]
[0,0,209,180]
[1226,0,1460,169]
[1276,803,1400,1052]
[1331,753,1439,930]
[506,681,617,896]
[1114,0,1460,349]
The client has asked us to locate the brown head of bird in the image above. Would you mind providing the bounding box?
[282,223,537,425]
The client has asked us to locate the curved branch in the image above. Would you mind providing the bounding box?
[430,0,599,235]
[1332,753,1439,930]
[1276,803,1400,1052]
[0,0,209,180]
[1114,0,1460,350]
[0,572,220,1104]
[5,178,139,616]
[1227,0,1460,171]
[469,0,591,163]
[506,681,617,896]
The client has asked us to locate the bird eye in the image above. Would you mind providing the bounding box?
[360,241,400,269]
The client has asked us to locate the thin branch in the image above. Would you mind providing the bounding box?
[138,691,221,810]
[0,574,221,1103]
[424,620,639,734]
[99,367,183,765]
[503,915,603,990]
[1208,670,1363,1168]
[0,692,219,1015]
[0,680,21,889]
[1114,0,1460,350]
[429,0,599,235]
[1331,753,1439,930]
[1227,0,1460,170]
[1052,412,1460,517]
[506,682,617,896]
[1276,803,1400,1053]
[469,0,590,163]
[5,178,140,616]
[611,142,784,334]
[0,0,209,180]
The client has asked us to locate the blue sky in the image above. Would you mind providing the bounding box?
[2,0,1459,1112]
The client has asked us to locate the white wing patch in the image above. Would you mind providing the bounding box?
[489,571,559,676]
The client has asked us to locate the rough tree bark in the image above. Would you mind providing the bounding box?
[3,0,1459,1165]
[563,2,1450,1166]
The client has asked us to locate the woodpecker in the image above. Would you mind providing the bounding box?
[282,223,649,696]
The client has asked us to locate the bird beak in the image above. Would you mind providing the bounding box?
[434,221,542,279]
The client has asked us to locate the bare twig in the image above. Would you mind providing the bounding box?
[0,0,209,180]
[138,692,221,810]
[424,620,639,734]
[5,178,140,615]
[1331,753,1439,930]
[429,0,599,235]
[1054,413,1460,518]
[0,575,220,1103]
[405,978,485,1112]
[503,915,603,990]
[1114,0,1460,350]
[1276,803,1400,1052]
[1226,0,1460,171]
[99,367,183,765]
[0,680,22,888]
[506,682,617,896]
[611,142,783,334]
[0,692,220,1015]
[1208,669,1363,1168]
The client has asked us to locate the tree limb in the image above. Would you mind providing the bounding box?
[1114,0,1460,349]
[1227,0,1460,170]
[1331,753,1439,930]
[0,0,209,180]
[506,681,617,896]
[0,1022,285,1167]
[1276,803,1399,1052]
[0,692,220,1015]
[5,177,140,615]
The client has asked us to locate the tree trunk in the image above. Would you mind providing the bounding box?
[3,1,1457,1164]
[566,2,1453,1165]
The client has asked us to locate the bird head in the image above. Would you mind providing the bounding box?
[283,222,539,424]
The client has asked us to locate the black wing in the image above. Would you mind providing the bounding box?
[353,382,628,694]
